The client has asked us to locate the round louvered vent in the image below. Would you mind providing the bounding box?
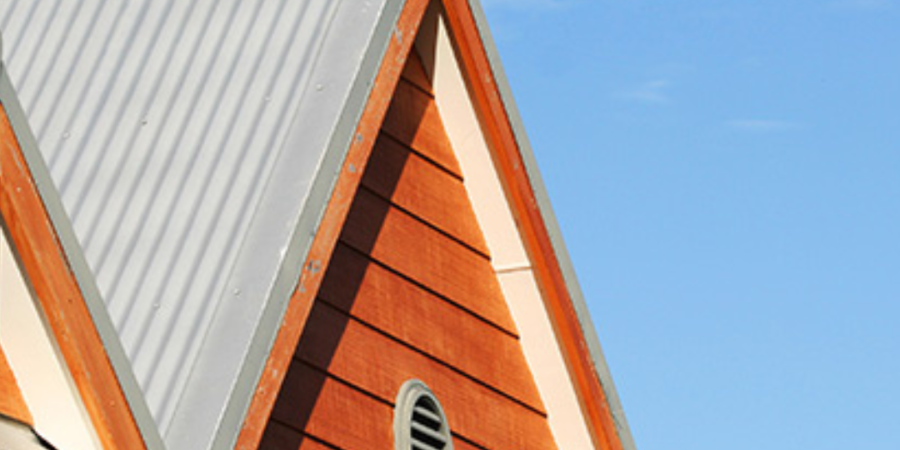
[394,380,453,450]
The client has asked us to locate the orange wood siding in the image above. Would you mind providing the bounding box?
[401,50,434,95]
[260,48,558,450]
[381,79,462,178]
[340,188,516,334]
[362,135,489,255]
[0,344,33,426]
[319,245,541,410]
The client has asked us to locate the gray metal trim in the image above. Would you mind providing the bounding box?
[0,64,166,450]
[463,1,637,448]
[197,1,408,449]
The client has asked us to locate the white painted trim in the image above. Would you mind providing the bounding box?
[0,225,102,450]
[418,8,596,449]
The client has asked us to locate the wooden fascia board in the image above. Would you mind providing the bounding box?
[0,82,146,449]
[233,1,432,448]
[438,1,629,449]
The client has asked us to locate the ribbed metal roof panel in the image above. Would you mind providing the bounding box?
[0,1,392,448]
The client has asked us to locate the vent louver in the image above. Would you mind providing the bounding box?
[395,380,453,450]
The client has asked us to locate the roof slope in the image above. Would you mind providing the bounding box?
[1,1,402,448]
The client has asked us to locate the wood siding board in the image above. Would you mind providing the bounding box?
[362,134,490,256]
[0,104,146,449]
[261,420,342,450]
[0,344,33,426]
[440,2,627,449]
[340,188,518,334]
[295,303,557,450]
[318,244,544,411]
[400,48,434,96]
[271,361,394,450]
[381,79,463,177]
[379,131,463,183]
[452,437,487,450]
[234,1,433,447]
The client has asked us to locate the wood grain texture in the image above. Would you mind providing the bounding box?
[452,438,484,450]
[319,244,543,412]
[260,421,340,450]
[401,49,434,96]
[268,365,492,450]
[0,344,32,426]
[0,104,146,449]
[295,303,558,450]
[271,361,394,450]
[340,188,518,334]
[382,79,462,178]
[362,134,489,255]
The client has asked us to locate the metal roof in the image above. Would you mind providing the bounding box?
[1,1,399,448]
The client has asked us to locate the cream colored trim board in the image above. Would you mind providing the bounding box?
[419,8,595,449]
[0,226,102,450]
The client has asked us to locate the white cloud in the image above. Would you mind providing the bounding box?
[617,79,672,104]
[726,119,801,132]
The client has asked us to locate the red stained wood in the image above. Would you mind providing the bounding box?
[452,439,483,450]
[401,48,434,96]
[260,421,339,450]
[340,188,517,334]
[381,79,463,177]
[362,134,489,255]
[1,105,146,449]
[295,304,558,450]
[319,244,543,412]
[0,345,32,426]
[271,361,393,450]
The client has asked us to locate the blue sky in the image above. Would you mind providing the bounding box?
[480,1,899,449]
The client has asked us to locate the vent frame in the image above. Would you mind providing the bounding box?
[394,379,454,450]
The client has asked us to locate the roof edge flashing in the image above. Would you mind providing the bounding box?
[193,1,411,449]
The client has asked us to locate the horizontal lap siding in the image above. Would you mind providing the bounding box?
[319,244,542,410]
[296,304,555,450]
[263,50,556,450]
[362,135,489,256]
[340,188,516,334]
[261,421,341,450]
[381,80,462,178]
